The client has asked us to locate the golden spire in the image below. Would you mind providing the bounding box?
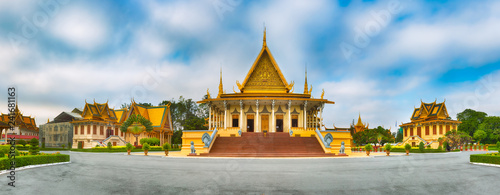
[356,113,364,127]
[304,65,308,94]
[218,67,223,98]
[263,24,266,47]
[47,118,50,123]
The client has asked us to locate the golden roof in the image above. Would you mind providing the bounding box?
[0,104,38,132]
[199,29,334,105]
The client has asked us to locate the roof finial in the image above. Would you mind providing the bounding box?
[304,64,308,94]
[263,23,267,47]
[218,66,223,98]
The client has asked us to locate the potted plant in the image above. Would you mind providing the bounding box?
[162,142,172,156]
[142,143,150,156]
[404,143,411,156]
[385,144,392,156]
[364,144,373,156]
[126,143,133,155]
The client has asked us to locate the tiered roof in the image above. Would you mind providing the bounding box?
[0,105,38,132]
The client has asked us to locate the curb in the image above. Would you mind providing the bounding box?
[0,161,71,175]
[470,162,500,168]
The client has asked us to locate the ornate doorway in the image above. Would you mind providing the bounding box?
[261,115,269,132]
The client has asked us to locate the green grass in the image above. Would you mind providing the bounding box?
[470,153,500,165]
[390,148,459,153]
[70,148,181,153]
[0,154,70,170]
[39,148,71,151]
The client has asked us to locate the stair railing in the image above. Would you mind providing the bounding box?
[202,127,219,153]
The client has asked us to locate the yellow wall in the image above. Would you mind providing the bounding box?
[321,131,352,155]
[180,130,211,155]
[401,123,458,149]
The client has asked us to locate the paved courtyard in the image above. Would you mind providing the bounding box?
[3,151,499,194]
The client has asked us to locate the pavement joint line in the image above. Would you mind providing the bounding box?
[0,161,71,175]
[470,162,500,168]
[157,156,377,160]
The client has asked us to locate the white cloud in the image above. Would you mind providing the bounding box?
[49,6,108,50]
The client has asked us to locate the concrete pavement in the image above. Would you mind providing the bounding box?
[2,151,499,194]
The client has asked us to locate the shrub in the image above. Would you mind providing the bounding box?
[29,138,39,155]
[0,154,70,170]
[96,144,100,148]
[18,140,27,147]
[384,144,392,151]
[419,142,425,153]
[139,138,147,145]
[8,149,20,159]
[364,144,373,152]
[470,153,500,165]
[405,143,411,151]
[162,143,171,151]
[107,142,112,149]
[68,142,72,149]
[437,146,443,151]
[78,142,83,149]
[142,143,151,151]
[41,141,45,148]
[497,141,500,150]
[443,141,449,150]
[140,138,161,146]
[126,143,134,150]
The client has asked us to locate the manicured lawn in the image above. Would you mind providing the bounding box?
[70,148,181,153]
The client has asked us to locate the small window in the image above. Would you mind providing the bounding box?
[232,114,239,127]
[291,115,298,127]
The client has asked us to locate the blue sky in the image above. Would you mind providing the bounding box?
[1,0,500,131]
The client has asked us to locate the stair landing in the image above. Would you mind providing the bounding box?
[199,132,335,157]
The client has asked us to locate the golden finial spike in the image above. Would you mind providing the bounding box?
[218,66,223,98]
[304,64,308,94]
[263,24,266,47]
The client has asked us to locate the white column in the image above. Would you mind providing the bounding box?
[271,100,275,133]
[320,103,324,130]
[239,100,243,130]
[256,100,259,132]
[224,100,227,130]
[208,105,212,130]
[303,101,307,130]
[288,100,291,132]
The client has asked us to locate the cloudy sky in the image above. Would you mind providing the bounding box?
[1,0,500,132]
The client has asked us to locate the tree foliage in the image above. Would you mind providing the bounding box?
[159,96,209,144]
[457,109,487,136]
[353,126,395,146]
[473,130,487,144]
[445,129,471,149]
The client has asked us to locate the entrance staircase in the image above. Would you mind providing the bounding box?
[200,132,334,157]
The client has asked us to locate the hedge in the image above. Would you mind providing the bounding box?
[70,147,181,153]
[470,153,500,165]
[0,154,70,170]
[390,148,454,153]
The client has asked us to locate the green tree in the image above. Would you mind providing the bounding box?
[29,138,39,155]
[107,142,112,149]
[457,109,487,136]
[477,116,500,143]
[395,128,404,142]
[419,142,425,152]
[473,130,487,144]
[17,139,27,147]
[159,95,208,131]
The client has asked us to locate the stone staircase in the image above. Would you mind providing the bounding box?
[200,132,334,157]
